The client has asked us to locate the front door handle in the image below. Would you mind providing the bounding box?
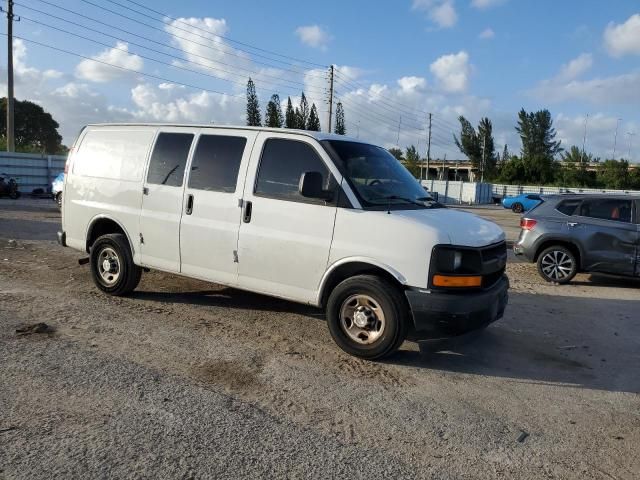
[243,200,252,223]
[185,194,194,215]
[567,222,579,227]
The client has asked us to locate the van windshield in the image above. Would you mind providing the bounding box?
[322,140,441,210]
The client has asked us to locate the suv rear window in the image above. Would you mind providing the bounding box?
[555,199,581,216]
[579,199,632,223]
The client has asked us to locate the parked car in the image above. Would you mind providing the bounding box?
[52,172,64,208]
[514,194,640,283]
[0,173,20,199]
[58,124,509,359]
[502,193,542,213]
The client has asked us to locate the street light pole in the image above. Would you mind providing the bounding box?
[612,118,622,160]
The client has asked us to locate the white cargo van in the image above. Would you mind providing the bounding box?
[59,124,508,359]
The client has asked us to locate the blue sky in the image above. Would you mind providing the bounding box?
[3,0,640,160]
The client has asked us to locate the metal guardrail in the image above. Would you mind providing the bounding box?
[0,151,67,193]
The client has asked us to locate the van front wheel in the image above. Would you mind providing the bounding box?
[326,275,408,360]
[90,233,142,296]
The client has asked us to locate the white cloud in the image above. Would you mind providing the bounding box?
[75,42,143,83]
[295,25,332,51]
[430,51,470,93]
[479,28,495,39]
[604,14,640,57]
[412,0,458,29]
[556,53,593,82]
[471,0,508,9]
[397,76,427,93]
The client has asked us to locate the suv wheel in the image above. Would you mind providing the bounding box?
[90,233,142,296]
[537,246,577,284]
[56,192,62,209]
[512,202,524,213]
[326,275,408,360]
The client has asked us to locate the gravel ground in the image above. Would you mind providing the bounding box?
[1,199,639,479]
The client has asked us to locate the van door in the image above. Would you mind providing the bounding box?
[139,128,195,272]
[237,133,341,303]
[180,129,257,285]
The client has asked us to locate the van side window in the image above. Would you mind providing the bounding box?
[579,199,632,223]
[146,133,194,187]
[255,138,331,202]
[189,135,247,193]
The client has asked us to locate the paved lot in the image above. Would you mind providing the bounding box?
[1,198,639,479]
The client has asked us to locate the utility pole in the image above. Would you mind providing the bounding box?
[481,134,486,183]
[581,113,589,163]
[612,118,622,159]
[426,113,432,180]
[396,115,402,147]
[441,154,446,180]
[5,0,15,152]
[327,65,334,134]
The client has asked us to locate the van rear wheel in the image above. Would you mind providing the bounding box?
[326,275,408,360]
[90,233,142,296]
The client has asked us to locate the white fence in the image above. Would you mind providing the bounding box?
[421,180,494,205]
[492,183,640,198]
[0,151,67,193]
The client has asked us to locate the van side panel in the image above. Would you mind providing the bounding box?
[64,126,156,255]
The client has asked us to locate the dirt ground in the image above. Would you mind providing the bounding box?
[1,199,639,479]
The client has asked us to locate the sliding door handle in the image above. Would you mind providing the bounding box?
[185,194,194,215]
[243,200,252,223]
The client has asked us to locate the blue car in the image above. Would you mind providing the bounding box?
[52,172,64,209]
[501,193,542,213]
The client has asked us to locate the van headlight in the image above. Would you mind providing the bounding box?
[430,246,483,288]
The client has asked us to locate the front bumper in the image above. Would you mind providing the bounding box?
[405,275,509,340]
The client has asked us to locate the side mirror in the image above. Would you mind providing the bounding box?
[299,171,332,201]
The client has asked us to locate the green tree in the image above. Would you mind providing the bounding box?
[285,97,296,128]
[0,98,64,154]
[404,145,421,178]
[496,156,526,184]
[388,147,403,161]
[454,116,482,168]
[264,94,284,128]
[334,102,346,135]
[597,159,630,189]
[246,78,261,126]
[297,92,309,130]
[306,103,321,131]
[478,117,497,179]
[515,108,562,183]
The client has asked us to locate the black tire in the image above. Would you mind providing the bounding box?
[512,202,523,213]
[326,275,408,360]
[56,192,62,209]
[90,233,142,296]
[537,246,577,284]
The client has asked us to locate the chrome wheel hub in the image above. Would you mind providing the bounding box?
[339,294,386,345]
[97,246,121,286]
[541,250,573,281]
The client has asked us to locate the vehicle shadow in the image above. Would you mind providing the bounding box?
[388,291,640,394]
[571,274,640,289]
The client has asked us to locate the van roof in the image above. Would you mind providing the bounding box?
[84,123,364,143]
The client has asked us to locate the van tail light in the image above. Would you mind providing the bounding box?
[520,218,537,231]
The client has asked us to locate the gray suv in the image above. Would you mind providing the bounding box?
[514,194,640,283]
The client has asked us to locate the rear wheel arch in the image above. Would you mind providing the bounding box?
[86,216,134,254]
[534,239,582,269]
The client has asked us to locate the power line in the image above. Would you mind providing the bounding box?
[6,33,244,99]
[119,0,326,68]
[19,14,326,97]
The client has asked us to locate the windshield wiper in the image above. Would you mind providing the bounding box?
[369,195,431,207]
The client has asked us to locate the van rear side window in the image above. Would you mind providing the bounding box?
[73,129,154,181]
[147,133,194,187]
[188,135,247,192]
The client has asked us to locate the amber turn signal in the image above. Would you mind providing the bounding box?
[432,275,482,288]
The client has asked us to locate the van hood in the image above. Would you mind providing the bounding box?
[394,208,505,247]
